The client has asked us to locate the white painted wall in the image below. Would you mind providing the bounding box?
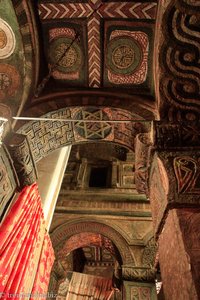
[37,146,71,231]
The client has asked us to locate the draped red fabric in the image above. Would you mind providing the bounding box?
[30,233,55,300]
[0,183,54,300]
[66,272,114,300]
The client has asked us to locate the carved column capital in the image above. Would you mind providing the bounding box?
[154,121,200,150]
[122,266,156,282]
[149,150,200,236]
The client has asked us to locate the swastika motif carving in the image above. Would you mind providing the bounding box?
[18,109,74,162]
[18,107,146,162]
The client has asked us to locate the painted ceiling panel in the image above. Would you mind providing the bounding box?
[38,0,157,95]
[0,0,40,116]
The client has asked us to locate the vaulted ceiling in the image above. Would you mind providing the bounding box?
[0,0,158,120]
[37,0,157,93]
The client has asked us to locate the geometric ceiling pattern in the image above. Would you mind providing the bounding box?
[18,107,147,162]
[38,1,157,92]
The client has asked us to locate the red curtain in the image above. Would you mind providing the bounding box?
[30,233,55,300]
[66,272,114,300]
[0,183,54,299]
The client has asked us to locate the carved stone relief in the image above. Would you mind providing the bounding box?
[0,145,17,216]
[142,237,157,268]
[155,0,200,122]
[135,133,152,194]
[18,107,146,162]
[149,151,200,235]
[173,156,200,194]
[123,281,156,300]
[50,220,135,266]
[154,121,200,149]
[122,266,156,282]
[6,133,38,190]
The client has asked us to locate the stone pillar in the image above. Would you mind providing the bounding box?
[111,159,118,188]
[158,208,200,300]
[123,281,157,300]
[122,266,157,299]
[149,125,200,299]
[151,0,200,295]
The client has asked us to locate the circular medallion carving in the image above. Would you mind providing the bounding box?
[0,29,7,49]
[112,45,135,69]
[74,108,112,140]
[0,64,20,100]
[49,37,82,73]
[0,18,16,59]
[56,43,78,68]
[107,37,142,75]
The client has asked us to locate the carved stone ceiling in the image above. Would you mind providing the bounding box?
[37,0,157,96]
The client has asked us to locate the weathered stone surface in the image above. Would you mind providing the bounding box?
[123,280,157,299]
[135,133,152,194]
[0,145,18,217]
[158,208,200,300]
[154,0,200,122]
[6,133,38,190]
[122,266,156,282]
[149,152,169,235]
[50,220,135,265]
[149,151,200,235]
[154,121,200,150]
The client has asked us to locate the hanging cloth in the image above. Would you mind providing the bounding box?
[0,183,54,300]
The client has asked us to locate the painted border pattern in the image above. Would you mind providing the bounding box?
[38,1,157,87]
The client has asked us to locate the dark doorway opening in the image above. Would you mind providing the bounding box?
[89,167,109,188]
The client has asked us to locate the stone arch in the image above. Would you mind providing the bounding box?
[57,232,121,264]
[20,91,156,120]
[50,219,135,266]
[17,106,148,162]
